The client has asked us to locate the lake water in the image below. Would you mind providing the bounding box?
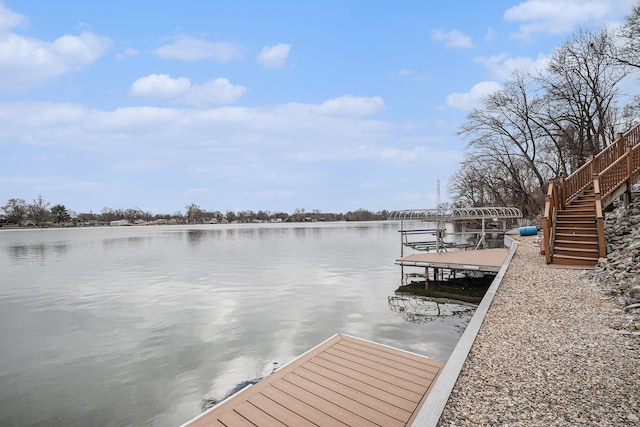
[0,222,475,426]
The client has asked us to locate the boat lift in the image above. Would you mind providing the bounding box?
[388,206,523,254]
[388,206,523,285]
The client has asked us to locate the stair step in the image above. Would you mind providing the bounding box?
[556,222,596,228]
[557,213,596,221]
[575,198,595,202]
[557,216,596,224]
[556,221,597,233]
[553,254,598,266]
[565,204,594,208]
[554,240,598,249]
[555,233,598,241]
[564,202,594,207]
[555,229,598,236]
[568,206,595,212]
[554,243,599,252]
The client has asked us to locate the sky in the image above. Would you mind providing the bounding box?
[0,0,637,215]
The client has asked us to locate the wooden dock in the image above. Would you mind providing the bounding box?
[396,248,509,273]
[182,334,444,426]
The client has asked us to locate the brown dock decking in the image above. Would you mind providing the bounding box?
[183,334,444,426]
[396,248,509,273]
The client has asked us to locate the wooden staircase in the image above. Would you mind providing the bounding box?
[552,188,600,266]
[542,122,640,266]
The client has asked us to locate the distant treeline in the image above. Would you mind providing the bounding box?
[1,196,390,227]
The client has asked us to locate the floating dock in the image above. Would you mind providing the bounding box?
[396,248,510,274]
[182,334,444,427]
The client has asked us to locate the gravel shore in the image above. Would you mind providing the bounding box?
[438,235,640,426]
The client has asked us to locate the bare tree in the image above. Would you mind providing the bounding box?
[541,27,627,164]
[2,198,28,225]
[455,71,553,215]
[185,203,203,224]
[615,3,640,70]
[29,194,50,225]
[100,207,117,223]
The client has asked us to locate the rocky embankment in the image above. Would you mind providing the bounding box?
[584,183,640,332]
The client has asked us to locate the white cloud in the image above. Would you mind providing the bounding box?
[484,27,495,43]
[0,98,460,212]
[396,69,415,77]
[393,69,431,82]
[0,3,27,33]
[446,81,501,109]
[130,74,246,106]
[256,43,291,68]
[131,74,191,99]
[431,29,474,48]
[474,52,550,80]
[154,37,243,61]
[116,47,138,60]
[504,0,632,38]
[182,78,247,106]
[0,97,391,153]
[52,32,110,65]
[317,95,384,117]
[0,6,110,92]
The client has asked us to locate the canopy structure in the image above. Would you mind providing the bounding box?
[388,207,522,222]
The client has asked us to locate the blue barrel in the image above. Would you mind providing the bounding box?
[519,226,538,236]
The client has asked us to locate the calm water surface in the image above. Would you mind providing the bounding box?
[0,222,474,426]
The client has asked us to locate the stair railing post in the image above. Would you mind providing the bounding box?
[625,145,634,208]
[543,179,555,264]
[593,175,606,259]
[589,154,596,175]
[619,132,626,158]
[559,177,566,209]
[627,146,633,181]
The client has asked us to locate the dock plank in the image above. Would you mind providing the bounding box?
[276,377,374,426]
[314,352,427,395]
[234,401,286,427]
[181,334,444,427]
[217,409,253,426]
[335,340,441,376]
[305,357,422,403]
[293,367,412,423]
[324,346,436,384]
[285,372,405,426]
[303,361,418,411]
[248,393,315,426]
[261,386,348,427]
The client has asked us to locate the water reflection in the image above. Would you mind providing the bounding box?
[8,242,68,262]
[388,294,476,324]
[102,235,147,250]
[389,273,494,324]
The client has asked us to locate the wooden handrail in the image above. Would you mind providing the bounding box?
[633,144,640,175]
[599,152,629,198]
[625,122,640,147]
[563,161,592,203]
[559,121,640,207]
[593,135,624,173]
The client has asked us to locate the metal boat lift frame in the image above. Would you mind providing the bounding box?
[388,207,523,285]
[389,206,522,253]
[388,206,523,222]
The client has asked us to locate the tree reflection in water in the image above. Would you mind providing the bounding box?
[388,294,477,324]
